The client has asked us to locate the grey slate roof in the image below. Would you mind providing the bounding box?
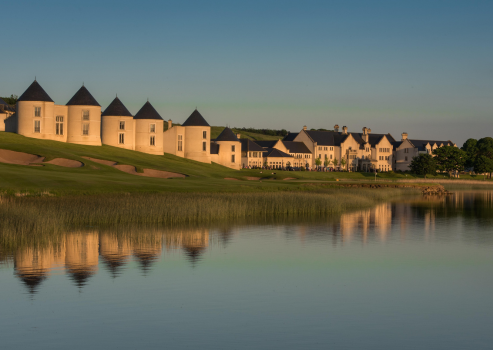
[409,139,453,152]
[283,133,298,141]
[66,86,100,106]
[182,109,210,127]
[18,80,54,102]
[304,130,395,148]
[210,142,220,154]
[215,127,239,142]
[102,97,133,117]
[253,140,278,148]
[240,139,265,153]
[134,101,163,120]
[282,141,311,154]
[263,148,293,158]
[0,97,7,106]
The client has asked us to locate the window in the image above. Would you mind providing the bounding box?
[405,156,408,161]
[249,152,252,157]
[330,154,333,159]
[318,154,321,159]
[34,120,40,133]
[203,131,207,139]
[231,145,235,152]
[318,147,322,150]
[119,133,125,144]
[253,152,257,157]
[404,148,409,153]
[202,142,206,151]
[34,107,41,117]
[150,135,155,146]
[55,116,64,135]
[82,123,89,135]
[150,124,156,133]
[82,110,89,121]
[119,121,125,130]
[178,135,183,151]
[231,155,235,163]
[330,147,333,151]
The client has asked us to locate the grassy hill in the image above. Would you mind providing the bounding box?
[0,132,489,195]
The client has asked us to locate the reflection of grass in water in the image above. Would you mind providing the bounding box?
[442,184,493,191]
[0,189,417,251]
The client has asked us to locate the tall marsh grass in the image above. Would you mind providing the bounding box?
[0,188,417,248]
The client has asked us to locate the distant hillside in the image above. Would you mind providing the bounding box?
[211,127,282,141]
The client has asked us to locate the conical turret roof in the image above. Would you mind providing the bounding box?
[134,101,163,120]
[66,86,100,106]
[182,109,210,127]
[102,97,133,117]
[215,127,239,142]
[18,80,54,102]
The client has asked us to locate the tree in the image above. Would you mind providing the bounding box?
[286,161,291,169]
[473,155,493,180]
[340,157,347,171]
[323,159,329,167]
[409,154,437,178]
[1,94,18,105]
[477,137,493,178]
[333,157,338,168]
[461,138,478,169]
[432,146,466,176]
[315,158,322,168]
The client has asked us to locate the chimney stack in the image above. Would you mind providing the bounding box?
[362,127,369,143]
[342,126,348,135]
[168,119,173,129]
[401,132,408,141]
[334,124,339,132]
[236,134,241,139]
[303,125,307,131]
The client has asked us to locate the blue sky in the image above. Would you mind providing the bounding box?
[2,0,492,145]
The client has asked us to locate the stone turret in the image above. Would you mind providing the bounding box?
[362,127,372,143]
[401,132,408,141]
[342,126,348,135]
[334,124,339,132]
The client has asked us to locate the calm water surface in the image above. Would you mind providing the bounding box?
[1,192,492,349]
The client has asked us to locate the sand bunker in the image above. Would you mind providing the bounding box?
[45,158,83,168]
[283,177,296,180]
[115,164,185,179]
[224,178,239,180]
[0,149,44,165]
[245,177,261,180]
[82,157,117,166]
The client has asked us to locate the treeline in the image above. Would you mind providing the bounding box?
[410,137,493,179]
[0,94,18,105]
[233,127,288,137]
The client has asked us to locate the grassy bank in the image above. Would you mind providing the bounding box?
[0,188,417,247]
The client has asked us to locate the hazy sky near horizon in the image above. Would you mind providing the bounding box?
[2,0,492,145]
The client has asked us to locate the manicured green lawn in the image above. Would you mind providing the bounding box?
[0,132,490,195]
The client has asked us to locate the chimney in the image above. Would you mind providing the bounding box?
[401,132,408,141]
[342,126,348,135]
[236,134,241,139]
[362,127,369,143]
[303,125,307,131]
[334,124,339,132]
[168,119,172,129]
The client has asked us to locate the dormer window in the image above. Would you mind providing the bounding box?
[82,110,90,120]
[34,106,41,117]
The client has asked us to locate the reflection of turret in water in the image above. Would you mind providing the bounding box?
[13,245,65,295]
[65,232,99,288]
[99,234,131,278]
[337,203,392,243]
[182,230,209,267]
[132,235,162,274]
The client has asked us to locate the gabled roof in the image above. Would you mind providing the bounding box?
[0,97,8,106]
[182,109,210,127]
[283,133,298,141]
[239,139,264,152]
[392,141,404,149]
[210,142,220,154]
[18,80,54,102]
[409,139,454,152]
[102,97,133,117]
[282,141,311,154]
[134,101,163,120]
[215,127,239,142]
[253,140,278,148]
[263,148,293,158]
[66,86,100,106]
[304,130,396,148]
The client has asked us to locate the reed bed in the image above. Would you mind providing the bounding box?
[0,188,417,248]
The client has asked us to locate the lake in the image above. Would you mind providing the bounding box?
[1,191,492,349]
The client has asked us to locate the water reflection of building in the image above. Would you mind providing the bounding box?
[164,229,209,266]
[99,235,131,278]
[13,245,65,294]
[132,234,163,274]
[338,203,392,243]
[65,232,99,288]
